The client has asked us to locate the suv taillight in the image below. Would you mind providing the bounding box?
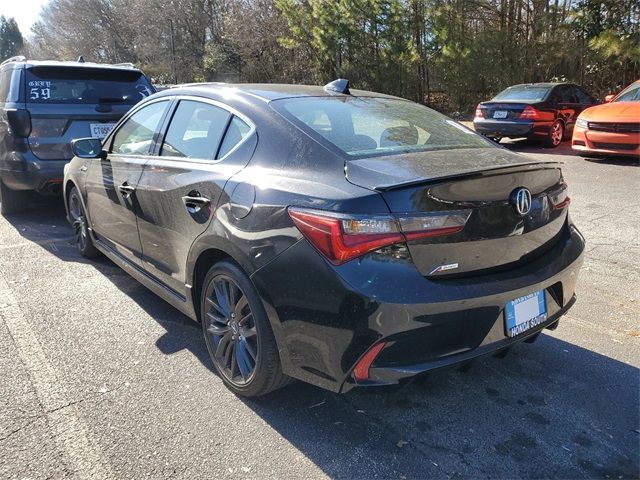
[474,104,483,119]
[288,208,472,265]
[6,109,32,137]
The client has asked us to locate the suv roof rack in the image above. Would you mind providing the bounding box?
[1,55,26,66]
[111,62,136,68]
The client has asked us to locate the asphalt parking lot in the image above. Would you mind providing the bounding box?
[1,140,638,479]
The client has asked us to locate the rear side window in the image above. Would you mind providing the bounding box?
[492,86,550,102]
[217,116,251,158]
[25,66,154,104]
[274,97,489,157]
[161,100,230,160]
[111,101,169,155]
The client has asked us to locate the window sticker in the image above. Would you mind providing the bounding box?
[28,80,52,100]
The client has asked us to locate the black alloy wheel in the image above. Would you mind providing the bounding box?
[68,186,98,258]
[201,261,289,396]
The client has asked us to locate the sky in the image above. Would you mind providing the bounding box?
[1,0,50,37]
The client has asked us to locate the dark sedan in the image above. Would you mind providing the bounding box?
[474,83,598,147]
[63,80,585,397]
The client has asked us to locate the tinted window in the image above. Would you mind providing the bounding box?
[111,101,169,155]
[217,116,252,158]
[574,86,594,104]
[275,97,489,157]
[161,100,230,159]
[25,66,154,104]
[556,86,577,103]
[492,86,550,102]
[0,68,11,102]
[614,83,640,102]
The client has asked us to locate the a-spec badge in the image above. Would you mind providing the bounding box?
[429,263,459,275]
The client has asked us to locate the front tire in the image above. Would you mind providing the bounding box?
[67,186,99,258]
[201,261,289,397]
[0,180,28,215]
[545,120,564,148]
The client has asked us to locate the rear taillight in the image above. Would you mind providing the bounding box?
[518,106,541,120]
[474,104,483,119]
[288,208,471,265]
[6,109,32,137]
[550,181,571,210]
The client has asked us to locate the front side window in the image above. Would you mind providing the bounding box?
[111,100,169,155]
[161,100,230,159]
[614,83,640,102]
[492,85,551,102]
[25,66,154,104]
[274,96,489,157]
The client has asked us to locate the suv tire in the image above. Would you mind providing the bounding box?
[0,180,27,215]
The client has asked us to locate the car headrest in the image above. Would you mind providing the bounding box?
[380,126,419,147]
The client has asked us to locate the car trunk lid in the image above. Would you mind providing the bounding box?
[478,102,533,121]
[345,148,568,277]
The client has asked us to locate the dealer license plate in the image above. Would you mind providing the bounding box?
[493,110,508,119]
[505,290,547,338]
[90,123,116,139]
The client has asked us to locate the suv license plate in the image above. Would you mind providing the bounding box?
[493,110,508,119]
[505,290,547,338]
[90,123,116,139]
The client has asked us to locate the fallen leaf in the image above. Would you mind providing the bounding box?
[396,439,408,448]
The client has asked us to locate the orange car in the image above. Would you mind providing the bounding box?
[572,80,640,157]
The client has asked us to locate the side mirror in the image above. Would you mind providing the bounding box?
[604,94,615,103]
[71,138,107,159]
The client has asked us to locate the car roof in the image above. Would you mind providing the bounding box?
[158,82,404,102]
[505,83,566,88]
[2,57,141,72]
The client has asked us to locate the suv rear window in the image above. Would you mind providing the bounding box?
[25,66,154,104]
[492,86,551,102]
[274,97,489,157]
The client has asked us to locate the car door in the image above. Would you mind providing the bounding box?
[134,97,256,296]
[554,85,579,131]
[84,99,171,265]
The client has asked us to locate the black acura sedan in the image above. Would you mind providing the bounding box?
[474,83,598,147]
[64,80,584,396]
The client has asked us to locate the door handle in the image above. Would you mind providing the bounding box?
[119,183,135,197]
[182,192,211,214]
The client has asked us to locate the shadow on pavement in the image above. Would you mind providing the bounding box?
[3,194,639,480]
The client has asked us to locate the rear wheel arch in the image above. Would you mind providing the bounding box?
[191,248,237,322]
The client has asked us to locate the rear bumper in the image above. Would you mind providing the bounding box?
[0,151,67,194]
[251,220,585,393]
[572,126,640,157]
[473,119,551,138]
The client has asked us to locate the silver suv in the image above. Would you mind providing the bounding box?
[0,56,154,214]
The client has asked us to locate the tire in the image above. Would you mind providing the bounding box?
[67,186,99,258]
[201,260,289,397]
[544,120,564,148]
[0,180,27,215]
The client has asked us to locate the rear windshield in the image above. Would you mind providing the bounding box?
[492,86,550,102]
[273,97,490,157]
[25,66,154,104]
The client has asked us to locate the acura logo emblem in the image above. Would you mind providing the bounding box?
[511,188,532,215]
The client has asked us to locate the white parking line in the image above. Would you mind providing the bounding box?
[0,276,113,479]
